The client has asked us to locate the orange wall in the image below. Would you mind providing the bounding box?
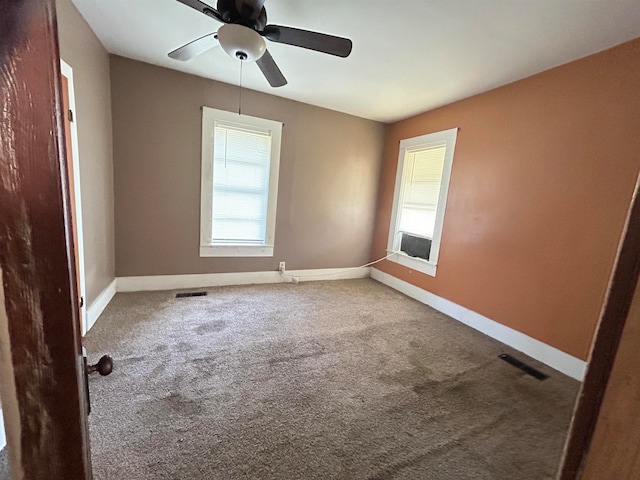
[371,38,640,360]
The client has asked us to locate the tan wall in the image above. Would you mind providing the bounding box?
[581,276,640,479]
[372,38,640,360]
[110,56,385,276]
[56,0,115,305]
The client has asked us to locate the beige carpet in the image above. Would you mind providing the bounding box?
[7,279,581,479]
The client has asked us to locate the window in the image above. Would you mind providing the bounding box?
[200,107,282,257]
[387,128,457,276]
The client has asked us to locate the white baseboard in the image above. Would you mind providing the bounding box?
[0,408,5,451]
[370,268,587,381]
[283,267,372,283]
[84,268,370,333]
[116,267,371,292]
[89,267,586,382]
[86,279,117,334]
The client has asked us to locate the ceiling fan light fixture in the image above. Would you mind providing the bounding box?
[217,24,266,62]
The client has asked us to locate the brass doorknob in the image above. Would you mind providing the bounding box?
[87,355,113,376]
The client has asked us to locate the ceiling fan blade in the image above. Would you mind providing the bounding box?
[256,49,287,87]
[175,0,224,22]
[262,25,352,58]
[169,33,219,61]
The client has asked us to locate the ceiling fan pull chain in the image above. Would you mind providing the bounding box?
[238,60,243,116]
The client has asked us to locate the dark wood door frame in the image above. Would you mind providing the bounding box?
[0,1,92,479]
[558,175,640,479]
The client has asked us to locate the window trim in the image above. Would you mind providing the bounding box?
[199,107,282,257]
[386,128,458,277]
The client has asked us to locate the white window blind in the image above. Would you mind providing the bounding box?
[212,121,272,244]
[398,144,446,239]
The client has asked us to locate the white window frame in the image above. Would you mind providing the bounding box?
[200,107,282,257]
[386,128,458,277]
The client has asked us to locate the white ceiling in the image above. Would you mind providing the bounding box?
[71,0,640,123]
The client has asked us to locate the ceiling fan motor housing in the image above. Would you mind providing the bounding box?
[217,0,267,30]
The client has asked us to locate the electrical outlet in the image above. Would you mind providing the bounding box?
[279,261,286,273]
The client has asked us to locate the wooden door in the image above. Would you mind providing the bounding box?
[558,174,640,478]
[0,0,92,478]
[580,278,640,478]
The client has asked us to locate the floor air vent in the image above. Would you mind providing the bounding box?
[499,353,549,380]
[175,291,207,298]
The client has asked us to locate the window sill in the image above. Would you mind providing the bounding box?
[387,250,437,277]
[200,244,274,257]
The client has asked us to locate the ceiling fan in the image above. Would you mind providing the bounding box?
[169,0,353,88]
